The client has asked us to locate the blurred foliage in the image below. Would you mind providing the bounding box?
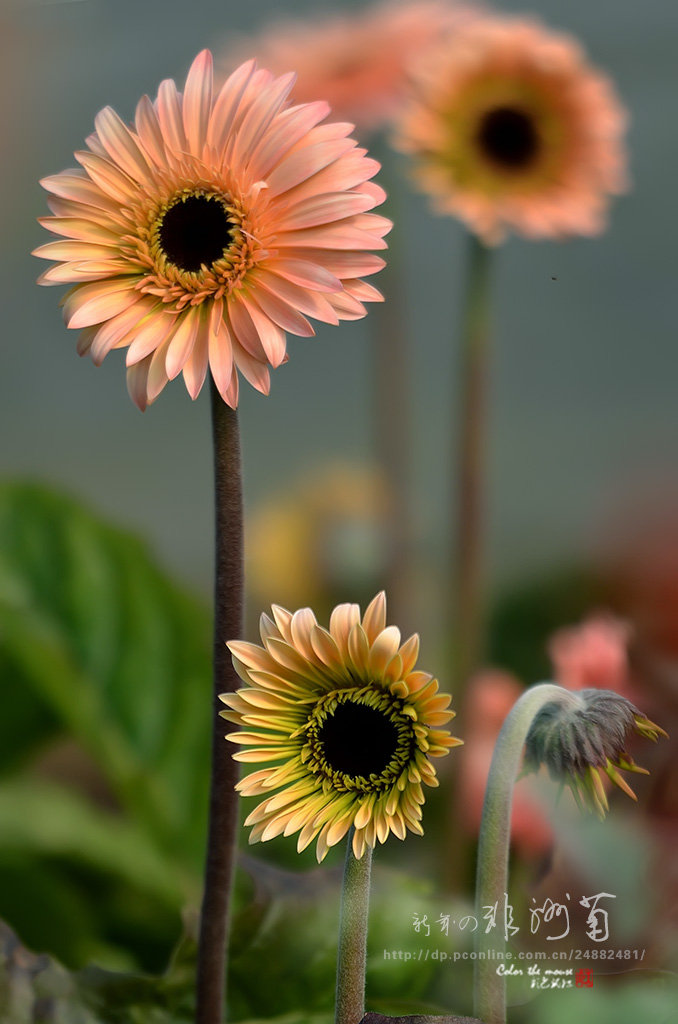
[0,481,211,969]
[488,567,608,684]
[521,976,678,1024]
[0,480,674,1023]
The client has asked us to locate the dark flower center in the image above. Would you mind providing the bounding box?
[159,195,235,272]
[476,106,540,170]
[318,702,400,777]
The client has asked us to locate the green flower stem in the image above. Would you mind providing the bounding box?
[196,381,244,1024]
[370,138,414,633]
[452,232,493,688]
[445,232,493,893]
[335,830,373,1024]
[474,683,575,1024]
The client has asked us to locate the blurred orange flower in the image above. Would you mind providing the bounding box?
[219,0,471,132]
[395,14,628,243]
[549,614,634,698]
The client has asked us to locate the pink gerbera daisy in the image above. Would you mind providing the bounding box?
[394,15,628,243]
[34,51,390,409]
[219,1,472,133]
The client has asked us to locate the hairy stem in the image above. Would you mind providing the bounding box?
[335,832,373,1024]
[474,683,574,1024]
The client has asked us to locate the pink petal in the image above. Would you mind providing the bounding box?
[75,326,97,357]
[182,318,210,400]
[344,278,384,302]
[38,261,128,285]
[276,224,388,251]
[206,59,257,151]
[280,247,386,279]
[125,310,175,365]
[37,217,120,243]
[359,181,388,205]
[165,305,200,379]
[281,153,381,204]
[62,278,141,329]
[40,173,122,215]
[247,285,315,337]
[134,95,167,167]
[33,240,119,261]
[89,298,155,364]
[94,106,153,184]
[238,297,287,367]
[275,191,377,231]
[75,151,135,203]
[247,101,330,180]
[227,299,267,361]
[223,367,239,408]
[232,343,271,396]
[126,354,152,411]
[230,72,295,171]
[156,78,188,154]
[183,50,213,157]
[327,290,366,320]
[266,139,356,197]
[219,68,275,162]
[146,341,171,404]
[208,305,235,399]
[45,196,126,229]
[253,269,339,325]
[265,258,341,293]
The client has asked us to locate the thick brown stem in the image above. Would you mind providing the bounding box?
[196,380,244,1024]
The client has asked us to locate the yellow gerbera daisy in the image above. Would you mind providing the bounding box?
[221,593,461,861]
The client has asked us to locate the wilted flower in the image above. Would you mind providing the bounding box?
[394,14,628,243]
[35,51,389,409]
[221,593,461,861]
[219,1,471,133]
[524,688,667,817]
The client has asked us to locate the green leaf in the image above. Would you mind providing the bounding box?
[226,858,464,1021]
[0,482,212,865]
[0,779,192,908]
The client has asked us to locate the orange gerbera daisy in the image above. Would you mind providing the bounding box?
[34,51,390,409]
[395,15,628,243]
[219,0,470,133]
[221,593,461,861]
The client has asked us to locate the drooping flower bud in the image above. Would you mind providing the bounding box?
[523,688,667,817]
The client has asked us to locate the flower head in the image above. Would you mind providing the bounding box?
[221,593,461,861]
[524,688,667,818]
[394,14,628,243]
[34,51,390,410]
[219,1,471,133]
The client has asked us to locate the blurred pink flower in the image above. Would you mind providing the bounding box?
[548,615,633,697]
[218,0,473,133]
[35,52,389,409]
[394,13,628,243]
[459,671,553,856]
